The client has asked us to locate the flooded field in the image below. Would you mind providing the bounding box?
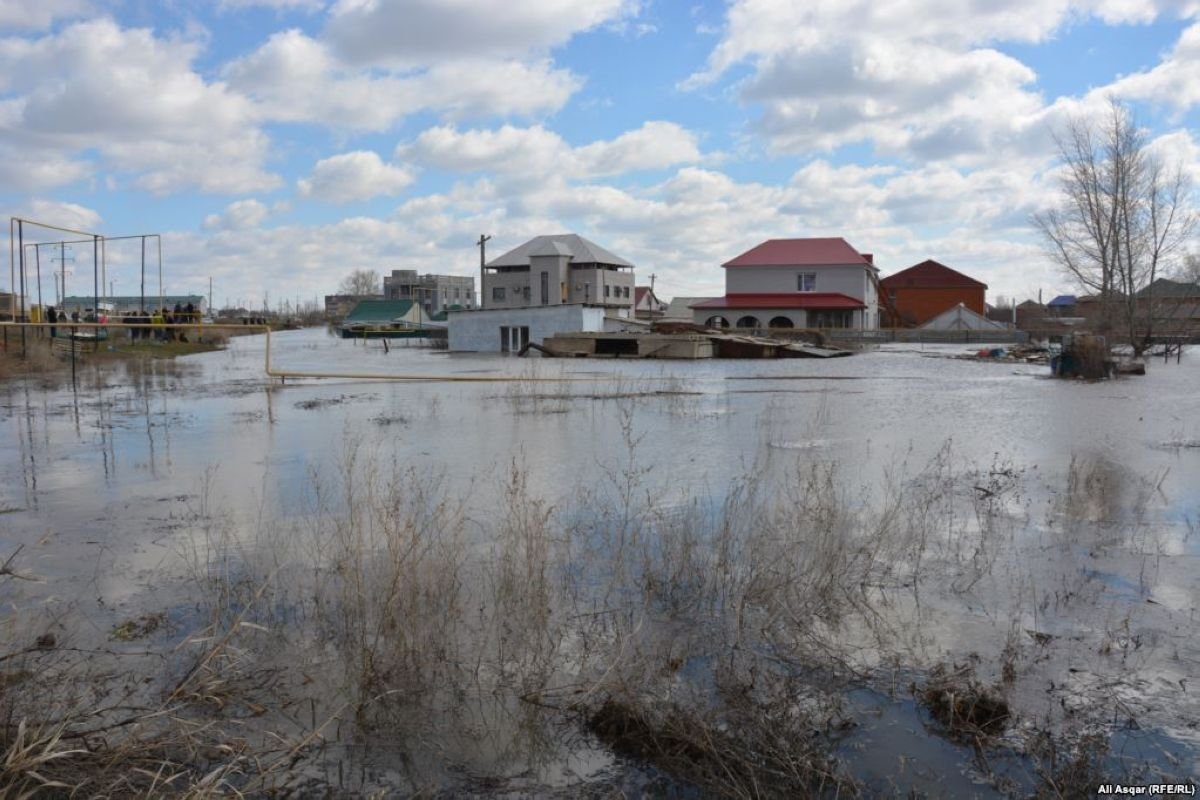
[1,328,1198,796]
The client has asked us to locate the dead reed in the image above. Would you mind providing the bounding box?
[2,399,1186,794]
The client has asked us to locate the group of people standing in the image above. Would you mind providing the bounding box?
[124,303,200,342]
[41,302,200,341]
[43,306,87,338]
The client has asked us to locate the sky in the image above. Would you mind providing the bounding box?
[2,0,1199,310]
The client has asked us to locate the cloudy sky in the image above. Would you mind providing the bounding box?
[2,0,1198,309]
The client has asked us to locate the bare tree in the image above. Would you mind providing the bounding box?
[338,269,381,296]
[1178,253,1200,285]
[1033,99,1194,355]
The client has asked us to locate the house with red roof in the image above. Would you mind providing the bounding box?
[879,260,986,327]
[633,285,667,320]
[690,238,879,330]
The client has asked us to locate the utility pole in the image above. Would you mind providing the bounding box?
[51,244,74,306]
[476,234,491,309]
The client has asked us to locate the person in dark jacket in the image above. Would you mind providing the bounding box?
[46,306,57,338]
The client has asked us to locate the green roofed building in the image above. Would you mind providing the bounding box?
[340,299,444,338]
[343,299,419,325]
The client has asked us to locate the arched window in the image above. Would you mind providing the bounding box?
[735,315,760,329]
[705,315,730,329]
[768,316,794,329]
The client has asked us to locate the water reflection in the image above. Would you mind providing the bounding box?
[1,329,1198,793]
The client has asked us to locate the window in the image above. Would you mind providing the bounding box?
[623,286,630,298]
[798,273,817,292]
[492,287,506,301]
[605,285,611,297]
[522,286,531,301]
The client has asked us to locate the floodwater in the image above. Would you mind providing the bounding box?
[1,328,1198,796]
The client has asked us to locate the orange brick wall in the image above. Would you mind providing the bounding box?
[889,287,985,326]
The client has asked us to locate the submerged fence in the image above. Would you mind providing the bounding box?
[822,328,1030,345]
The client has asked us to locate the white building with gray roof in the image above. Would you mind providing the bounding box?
[482,233,635,312]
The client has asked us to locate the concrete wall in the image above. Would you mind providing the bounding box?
[448,304,607,352]
[482,269,533,309]
[484,263,635,312]
[567,267,634,309]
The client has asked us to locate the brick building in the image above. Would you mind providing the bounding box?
[879,260,986,327]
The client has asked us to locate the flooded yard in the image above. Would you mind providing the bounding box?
[1,328,1198,796]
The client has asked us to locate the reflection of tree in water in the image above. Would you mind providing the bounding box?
[1062,454,1127,527]
[1059,454,1169,546]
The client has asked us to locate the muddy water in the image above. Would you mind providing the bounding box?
[2,328,1198,794]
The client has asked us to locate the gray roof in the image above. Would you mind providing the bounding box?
[1137,278,1200,299]
[919,303,1009,331]
[527,239,574,258]
[487,234,634,268]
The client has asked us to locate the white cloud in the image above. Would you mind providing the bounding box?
[21,198,101,230]
[149,150,1082,311]
[0,145,89,190]
[575,121,703,175]
[203,199,271,231]
[742,39,1043,159]
[0,0,91,31]
[0,19,279,194]
[324,0,636,65]
[218,0,324,10]
[223,29,580,130]
[1106,21,1200,110]
[297,151,415,203]
[683,0,1200,161]
[401,121,702,180]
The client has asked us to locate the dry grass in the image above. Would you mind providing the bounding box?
[918,662,1010,739]
[1,403,1181,795]
[0,335,61,380]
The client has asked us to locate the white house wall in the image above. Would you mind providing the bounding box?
[724,265,878,328]
[726,265,865,297]
[448,305,607,352]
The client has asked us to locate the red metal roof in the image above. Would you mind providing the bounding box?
[880,259,986,289]
[690,293,866,310]
[722,238,872,268]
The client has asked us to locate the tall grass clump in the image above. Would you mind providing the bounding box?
[5,395,1182,795]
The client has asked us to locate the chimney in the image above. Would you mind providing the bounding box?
[862,253,874,264]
